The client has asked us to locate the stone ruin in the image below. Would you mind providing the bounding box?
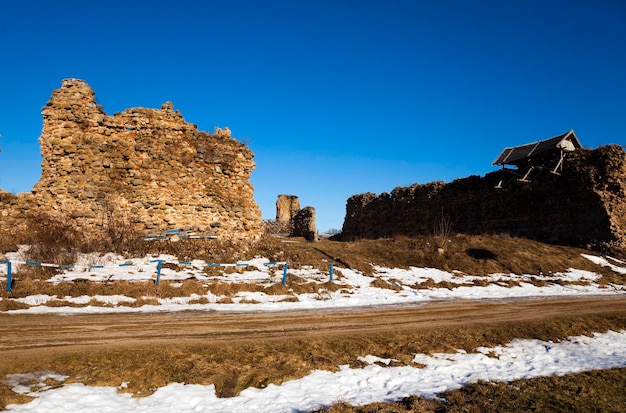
[276,195,300,224]
[273,194,318,241]
[339,144,626,252]
[0,79,264,242]
[291,206,318,242]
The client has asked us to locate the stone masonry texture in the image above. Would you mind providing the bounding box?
[290,206,317,242]
[275,195,301,223]
[0,79,263,242]
[340,145,626,251]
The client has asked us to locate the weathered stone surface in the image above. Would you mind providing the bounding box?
[276,195,300,223]
[265,194,318,239]
[340,145,626,251]
[290,206,318,242]
[0,79,263,242]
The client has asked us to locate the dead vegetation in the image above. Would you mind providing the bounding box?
[273,233,624,285]
[1,229,625,308]
[1,313,625,411]
[316,367,626,412]
[2,223,626,411]
[2,212,623,281]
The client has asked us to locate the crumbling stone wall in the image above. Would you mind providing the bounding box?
[0,78,263,242]
[276,195,300,223]
[267,194,318,241]
[290,206,318,242]
[340,145,626,251]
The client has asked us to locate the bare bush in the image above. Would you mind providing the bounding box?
[21,213,80,265]
[433,209,453,250]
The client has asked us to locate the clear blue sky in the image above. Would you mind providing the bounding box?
[1,1,625,232]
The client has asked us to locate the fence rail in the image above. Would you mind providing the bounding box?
[0,258,336,292]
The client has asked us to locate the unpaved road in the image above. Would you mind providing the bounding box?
[2,296,626,353]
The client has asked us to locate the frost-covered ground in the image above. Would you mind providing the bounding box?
[1,252,626,412]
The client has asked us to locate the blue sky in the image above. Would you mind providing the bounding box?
[1,1,625,232]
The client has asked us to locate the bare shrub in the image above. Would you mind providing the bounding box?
[433,208,453,250]
[21,213,80,265]
[0,230,18,254]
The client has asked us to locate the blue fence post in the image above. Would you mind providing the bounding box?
[329,263,334,282]
[7,261,11,293]
[1,260,11,293]
[282,263,288,286]
[156,260,163,286]
[148,260,166,286]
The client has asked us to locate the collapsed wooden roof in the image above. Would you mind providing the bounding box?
[493,130,582,166]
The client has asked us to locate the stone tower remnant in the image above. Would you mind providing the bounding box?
[290,206,318,242]
[271,194,318,241]
[276,195,301,223]
[0,78,264,242]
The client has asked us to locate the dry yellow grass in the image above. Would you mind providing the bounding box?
[1,312,625,410]
[2,232,625,311]
[2,232,626,411]
[318,368,626,412]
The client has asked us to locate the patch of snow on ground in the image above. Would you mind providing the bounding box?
[2,252,625,315]
[2,252,626,411]
[5,331,626,413]
[583,254,626,274]
[3,371,69,396]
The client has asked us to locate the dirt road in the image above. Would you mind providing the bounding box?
[2,296,626,353]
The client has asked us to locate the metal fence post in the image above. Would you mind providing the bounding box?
[156,260,163,286]
[329,263,334,282]
[282,263,288,286]
[7,261,11,293]
[1,260,11,293]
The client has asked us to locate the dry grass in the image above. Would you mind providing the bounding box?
[6,276,159,299]
[2,232,625,309]
[0,298,30,311]
[2,231,626,410]
[1,273,343,309]
[370,278,402,291]
[153,280,208,298]
[413,279,474,290]
[0,212,273,266]
[277,234,625,283]
[1,313,625,410]
[3,213,625,282]
[318,368,626,412]
[437,368,626,412]
[4,222,625,286]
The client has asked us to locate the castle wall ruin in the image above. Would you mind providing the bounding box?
[0,79,263,242]
[270,194,318,241]
[290,206,318,242]
[340,145,626,251]
[275,195,301,223]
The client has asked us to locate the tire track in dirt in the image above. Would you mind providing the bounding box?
[1,296,625,353]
